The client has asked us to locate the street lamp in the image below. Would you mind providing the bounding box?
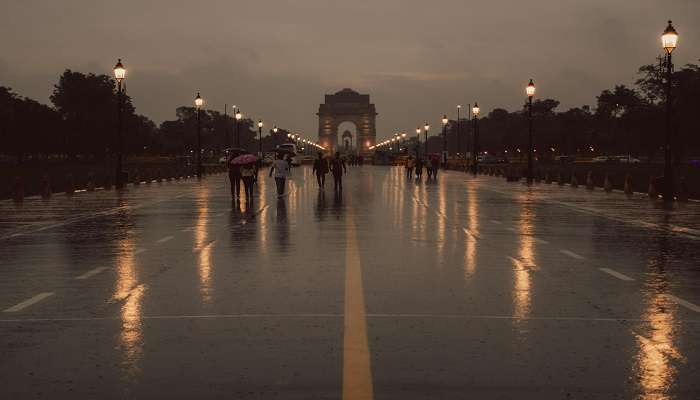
[526,79,536,184]
[471,103,480,175]
[442,114,449,169]
[113,59,126,189]
[415,127,421,158]
[661,20,679,201]
[257,120,263,158]
[424,122,430,158]
[194,92,204,178]
[457,105,462,160]
[234,107,242,147]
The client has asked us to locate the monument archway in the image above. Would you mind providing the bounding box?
[317,88,377,155]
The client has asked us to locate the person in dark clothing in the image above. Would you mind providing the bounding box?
[430,157,440,179]
[329,152,347,192]
[415,158,424,180]
[227,151,242,198]
[312,152,329,189]
[241,161,255,203]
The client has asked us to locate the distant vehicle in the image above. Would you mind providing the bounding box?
[591,156,610,163]
[477,154,499,163]
[554,155,576,163]
[617,155,641,163]
[276,144,302,166]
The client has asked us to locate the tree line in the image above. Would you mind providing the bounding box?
[1,60,699,164]
[431,60,700,163]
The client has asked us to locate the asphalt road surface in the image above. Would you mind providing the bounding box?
[1,166,699,399]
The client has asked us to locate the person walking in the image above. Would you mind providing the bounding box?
[269,152,290,197]
[240,160,255,203]
[227,150,242,199]
[415,157,424,181]
[330,152,347,192]
[312,152,329,189]
[430,156,440,180]
[405,156,415,179]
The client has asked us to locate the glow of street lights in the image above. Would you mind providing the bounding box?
[194,92,204,109]
[273,126,278,133]
[113,59,126,82]
[442,115,449,125]
[235,110,242,120]
[662,20,679,53]
[526,79,536,98]
[472,103,480,116]
[258,120,263,128]
[424,122,430,131]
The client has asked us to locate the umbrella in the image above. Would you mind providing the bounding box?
[231,154,258,165]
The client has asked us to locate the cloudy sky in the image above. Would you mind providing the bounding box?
[1,1,698,141]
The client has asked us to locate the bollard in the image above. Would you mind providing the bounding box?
[41,174,52,199]
[86,172,96,192]
[13,177,25,202]
[65,173,75,195]
[571,173,579,188]
[648,176,658,199]
[586,171,594,190]
[678,177,689,202]
[604,174,613,192]
[624,174,633,197]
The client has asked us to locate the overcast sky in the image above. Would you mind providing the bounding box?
[1,1,698,141]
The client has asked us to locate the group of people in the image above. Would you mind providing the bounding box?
[313,152,347,192]
[228,149,350,201]
[404,155,440,180]
[228,151,293,201]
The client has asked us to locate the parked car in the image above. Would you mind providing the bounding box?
[617,155,641,163]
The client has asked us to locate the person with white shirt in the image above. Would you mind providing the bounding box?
[269,152,290,197]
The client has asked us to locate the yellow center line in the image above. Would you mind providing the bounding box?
[343,210,374,400]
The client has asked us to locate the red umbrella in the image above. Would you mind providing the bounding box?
[231,154,258,165]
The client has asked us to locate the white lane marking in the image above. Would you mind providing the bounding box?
[560,249,585,260]
[599,268,634,281]
[666,295,700,313]
[533,237,550,245]
[75,267,108,280]
[490,220,502,225]
[180,227,194,232]
[506,227,517,233]
[156,236,174,244]
[3,292,55,313]
[134,248,147,255]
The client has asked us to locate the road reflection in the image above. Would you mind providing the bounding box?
[633,235,683,400]
[112,225,145,380]
[464,182,478,279]
[195,185,213,304]
[512,195,537,326]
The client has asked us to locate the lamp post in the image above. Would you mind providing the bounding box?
[234,107,242,147]
[526,79,536,184]
[661,20,679,202]
[424,122,430,158]
[442,114,449,169]
[415,127,421,158]
[113,59,126,189]
[257,120,264,158]
[471,103,480,175]
[457,105,461,161]
[194,93,204,178]
[401,132,407,154]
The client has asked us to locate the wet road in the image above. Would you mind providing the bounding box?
[1,166,699,399]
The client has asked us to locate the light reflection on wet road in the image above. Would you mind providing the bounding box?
[1,166,699,399]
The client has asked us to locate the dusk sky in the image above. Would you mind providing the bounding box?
[1,1,698,140]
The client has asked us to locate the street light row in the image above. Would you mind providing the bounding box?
[369,132,406,151]
[287,133,326,150]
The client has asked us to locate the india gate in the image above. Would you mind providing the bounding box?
[317,88,377,156]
